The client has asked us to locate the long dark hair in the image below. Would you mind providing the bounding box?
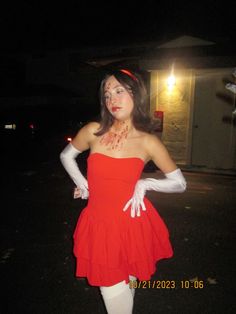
[94,69,155,136]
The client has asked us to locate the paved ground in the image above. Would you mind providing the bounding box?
[0,150,235,314]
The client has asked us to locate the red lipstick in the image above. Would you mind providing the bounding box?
[112,106,121,112]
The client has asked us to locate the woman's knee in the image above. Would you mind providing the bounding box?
[100,280,129,299]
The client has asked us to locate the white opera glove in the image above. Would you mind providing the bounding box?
[123,168,186,218]
[60,143,89,199]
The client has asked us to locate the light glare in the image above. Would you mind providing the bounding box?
[167,75,176,89]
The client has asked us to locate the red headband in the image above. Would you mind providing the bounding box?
[120,69,138,82]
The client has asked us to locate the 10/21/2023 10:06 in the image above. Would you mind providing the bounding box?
[129,280,204,289]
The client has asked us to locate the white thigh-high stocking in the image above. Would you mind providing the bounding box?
[100,280,134,314]
[128,275,137,298]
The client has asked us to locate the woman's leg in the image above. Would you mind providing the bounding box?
[100,280,133,314]
[128,275,137,298]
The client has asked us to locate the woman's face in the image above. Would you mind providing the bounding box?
[104,75,134,121]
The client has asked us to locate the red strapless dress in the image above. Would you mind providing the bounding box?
[73,153,173,286]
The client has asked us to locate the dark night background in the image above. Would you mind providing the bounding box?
[0,1,235,52]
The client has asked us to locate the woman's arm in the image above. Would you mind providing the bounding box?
[143,134,186,192]
[71,121,100,152]
[60,122,99,199]
[145,134,178,174]
[123,134,186,217]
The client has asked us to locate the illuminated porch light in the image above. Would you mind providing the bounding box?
[167,74,176,89]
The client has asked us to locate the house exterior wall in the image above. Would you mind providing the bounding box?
[191,68,236,170]
[150,67,236,170]
[150,69,193,165]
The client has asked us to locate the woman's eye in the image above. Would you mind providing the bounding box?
[104,94,110,100]
[117,89,124,94]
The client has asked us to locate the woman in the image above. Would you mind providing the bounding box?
[60,69,186,314]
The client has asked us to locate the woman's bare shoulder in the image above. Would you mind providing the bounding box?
[82,121,101,134]
[144,132,161,143]
[138,131,160,144]
[142,132,165,154]
[71,121,101,151]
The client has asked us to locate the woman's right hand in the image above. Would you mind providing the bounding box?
[73,181,89,199]
[60,142,90,199]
